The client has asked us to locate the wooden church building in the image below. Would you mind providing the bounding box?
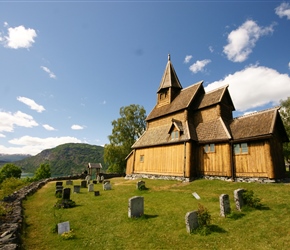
[126,55,289,181]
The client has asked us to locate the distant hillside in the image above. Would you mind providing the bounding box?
[14,143,107,176]
[0,154,31,167]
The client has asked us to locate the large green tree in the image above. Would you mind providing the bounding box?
[34,163,51,180]
[104,104,146,173]
[280,97,290,161]
[0,163,22,183]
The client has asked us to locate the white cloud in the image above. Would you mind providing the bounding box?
[43,124,56,131]
[0,134,5,138]
[275,2,290,19]
[0,111,38,133]
[71,125,84,130]
[4,25,37,49]
[223,20,274,62]
[184,55,192,64]
[41,66,56,79]
[205,65,290,112]
[209,46,214,53]
[189,59,211,73]
[288,62,290,70]
[17,96,45,113]
[1,136,82,155]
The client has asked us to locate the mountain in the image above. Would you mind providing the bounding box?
[14,143,107,175]
[0,154,31,166]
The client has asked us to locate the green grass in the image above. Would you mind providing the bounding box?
[22,178,290,250]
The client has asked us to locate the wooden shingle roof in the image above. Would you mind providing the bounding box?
[146,81,203,121]
[230,107,288,142]
[87,163,102,169]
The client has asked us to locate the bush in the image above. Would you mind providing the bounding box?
[54,199,76,209]
[242,189,262,209]
[193,203,212,236]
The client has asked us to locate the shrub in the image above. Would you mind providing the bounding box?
[54,199,76,209]
[242,189,262,209]
[61,229,76,240]
[193,203,212,235]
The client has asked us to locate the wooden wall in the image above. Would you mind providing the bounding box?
[234,141,272,178]
[125,151,134,175]
[132,144,186,176]
[199,143,232,176]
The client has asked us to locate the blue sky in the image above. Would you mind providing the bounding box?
[1,1,290,155]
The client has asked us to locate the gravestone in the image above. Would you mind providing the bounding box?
[88,183,94,192]
[63,188,71,200]
[66,180,73,185]
[85,175,91,185]
[136,180,145,190]
[100,175,104,183]
[56,186,63,191]
[220,194,231,217]
[81,180,87,188]
[103,180,110,184]
[58,221,70,235]
[128,196,144,218]
[56,181,63,187]
[185,211,199,233]
[94,191,100,196]
[73,185,81,193]
[103,182,111,190]
[192,192,201,200]
[96,175,100,183]
[234,188,245,211]
[93,180,97,184]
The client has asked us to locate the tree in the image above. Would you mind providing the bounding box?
[0,163,22,183]
[104,104,146,173]
[34,163,51,180]
[280,97,290,161]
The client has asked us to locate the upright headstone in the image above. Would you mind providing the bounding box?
[58,221,70,235]
[81,180,87,188]
[185,211,199,233]
[220,194,231,217]
[73,185,81,193]
[63,188,71,200]
[85,174,91,185]
[88,183,94,192]
[234,188,245,211]
[56,181,63,187]
[128,196,144,218]
[66,180,73,185]
[103,182,111,190]
[94,191,100,196]
[136,180,145,190]
[96,175,100,183]
[56,186,63,192]
[100,175,104,183]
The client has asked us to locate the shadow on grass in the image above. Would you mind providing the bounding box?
[226,211,246,220]
[130,214,158,220]
[208,224,227,233]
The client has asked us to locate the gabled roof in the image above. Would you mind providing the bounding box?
[230,107,289,142]
[146,81,203,121]
[197,85,235,110]
[157,54,182,93]
[196,118,232,142]
[88,163,102,169]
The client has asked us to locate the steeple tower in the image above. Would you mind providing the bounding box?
[157,54,182,107]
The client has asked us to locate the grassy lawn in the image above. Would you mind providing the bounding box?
[22,178,290,250]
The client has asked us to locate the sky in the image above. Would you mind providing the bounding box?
[0,1,290,156]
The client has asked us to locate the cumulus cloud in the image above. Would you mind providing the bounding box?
[184,55,192,64]
[189,59,211,73]
[1,136,82,155]
[275,2,290,19]
[205,65,290,112]
[0,134,5,138]
[3,24,37,49]
[43,124,56,131]
[71,125,84,130]
[288,62,290,70]
[41,66,56,79]
[223,20,274,62]
[17,96,45,113]
[0,111,38,133]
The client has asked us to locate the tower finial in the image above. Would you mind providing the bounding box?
[168,54,171,61]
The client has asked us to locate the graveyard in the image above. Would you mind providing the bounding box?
[21,177,290,249]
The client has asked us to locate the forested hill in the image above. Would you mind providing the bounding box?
[15,143,107,176]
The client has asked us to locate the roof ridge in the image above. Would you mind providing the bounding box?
[181,80,203,92]
[205,84,229,94]
[233,106,280,120]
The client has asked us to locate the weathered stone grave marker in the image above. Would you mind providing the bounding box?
[58,221,70,235]
[103,182,111,190]
[81,180,87,188]
[56,182,63,187]
[128,196,144,218]
[234,188,245,211]
[136,180,145,190]
[66,180,73,185]
[73,185,81,193]
[88,183,94,192]
[94,191,100,196]
[220,194,231,217]
[192,192,201,200]
[185,211,199,233]
[63,188,71,200]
